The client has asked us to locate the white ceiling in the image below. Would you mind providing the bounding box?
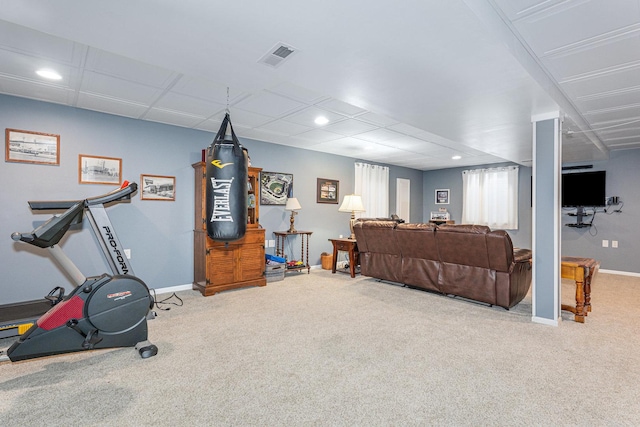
[1,0,639,171]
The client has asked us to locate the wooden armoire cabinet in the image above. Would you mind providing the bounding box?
[192,162,266,296]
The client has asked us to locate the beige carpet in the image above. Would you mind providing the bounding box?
[1,269,639,426]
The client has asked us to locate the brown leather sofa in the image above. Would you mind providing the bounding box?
[353,220,532,309]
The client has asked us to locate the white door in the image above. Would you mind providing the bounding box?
[396,178,410,222]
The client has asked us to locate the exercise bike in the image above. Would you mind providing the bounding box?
[1,181,158,362]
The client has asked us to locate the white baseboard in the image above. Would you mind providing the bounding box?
[598,269,640,277]
[150,283,192,295]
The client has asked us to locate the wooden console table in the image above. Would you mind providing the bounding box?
[561,256,598,323]
[328,238,359,278]
[274,231,312,274]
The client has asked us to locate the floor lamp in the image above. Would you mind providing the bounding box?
[338,194,365,239]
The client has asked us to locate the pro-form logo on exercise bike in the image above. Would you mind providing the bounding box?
[107,291,132,301]
[102,226,129,274]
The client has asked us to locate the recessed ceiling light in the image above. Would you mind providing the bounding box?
[314,116,329,125]
[452,155,462,160]
[36,68,62,80]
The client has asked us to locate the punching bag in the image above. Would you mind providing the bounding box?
[206,113,249,242]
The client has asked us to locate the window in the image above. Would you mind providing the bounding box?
[354,162,389,218]
[461,166,519,229]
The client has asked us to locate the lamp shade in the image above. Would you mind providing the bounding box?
[338,195,365,213]
[285,197,302,211]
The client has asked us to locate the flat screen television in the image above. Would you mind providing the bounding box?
[561,170,606,207]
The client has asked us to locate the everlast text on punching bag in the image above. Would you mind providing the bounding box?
[206,113,249,242]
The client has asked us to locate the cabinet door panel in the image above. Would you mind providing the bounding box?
[207,249,236,284]
[240,245,265,280]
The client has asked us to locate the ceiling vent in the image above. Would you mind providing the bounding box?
[258,43,298,68]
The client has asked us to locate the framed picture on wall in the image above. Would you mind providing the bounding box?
[435,189,450,204]
[260,171,293,205]
[140,174,176,201]
[5,128,60,165]
[79,154,122,185]
[317,178,339,204]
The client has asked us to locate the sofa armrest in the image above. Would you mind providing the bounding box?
[513,248,532,264]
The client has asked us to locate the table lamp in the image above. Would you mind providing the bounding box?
[338,194,365,239]
[285,197,302,233]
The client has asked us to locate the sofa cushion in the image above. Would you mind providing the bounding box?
[485,230,514,272]
[357,220,402,283]
[435,224,491,269]
[395,223,440,292]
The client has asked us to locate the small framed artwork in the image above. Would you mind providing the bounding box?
[5,128,60,165]
[435,189,450,204]
[140,174,176,201]
[79,154,122,185]
[260,171,293,205]
[317,178,339,204]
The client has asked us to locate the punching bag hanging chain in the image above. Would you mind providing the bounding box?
[226,87,230,115]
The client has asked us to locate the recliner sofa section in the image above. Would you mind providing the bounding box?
[353,220,532,309]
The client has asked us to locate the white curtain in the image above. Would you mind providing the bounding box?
[354,162,389,218]
[461,166,519,229]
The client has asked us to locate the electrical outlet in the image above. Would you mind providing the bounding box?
[602,240,609,248]
[124,248,131,259]
[268,240,275,248]
[612,240,618,248]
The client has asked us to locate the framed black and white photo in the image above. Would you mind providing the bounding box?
[435,189,450,205]
[141,174,176,201]
[5,128,60,165]
[260,171,293,205]
[79,154,122,185]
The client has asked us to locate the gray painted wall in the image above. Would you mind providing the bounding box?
[1,95,423,304]
[561,149,640,273]
[422,163,533,250]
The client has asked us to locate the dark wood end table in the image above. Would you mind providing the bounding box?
[328,238,359,278]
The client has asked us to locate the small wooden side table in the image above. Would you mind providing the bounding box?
[274,231,312,274]
[328,238,359,278]
[561,256,599,323]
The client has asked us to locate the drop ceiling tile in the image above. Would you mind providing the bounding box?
[154,91,225,117]
[492,0,568,21]
[0,49,77,88]
[322,119,377,136]
[561,65,640,98]
[268,82,326,103]
[585,105,640,125]
[511,0,640,56]
[0,20,79,64]
[255,120,312,136]
[387,122,427,136]
[544,35,640,81]
[144,108,206,128]
[574,88,640,113]
[233,91,305,118]
[80,71,163,104]
[76,92,149,118]
[316,98,367,117]
[353,128,401,143]
[172,76,245,104]
[296,128,344,143]
[84,48,176,87]
[282,106,347,127]
[210,108,273,128]
[357,112,399,127]
[0,77,75,106]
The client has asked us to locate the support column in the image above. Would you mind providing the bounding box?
[531,112,562,326]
